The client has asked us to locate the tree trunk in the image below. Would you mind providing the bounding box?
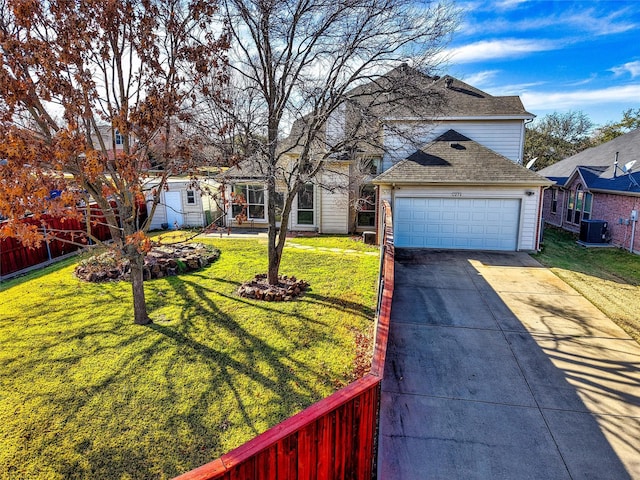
[266,176,298,285]
[267,173,282,285]
[129,250,152,325]
[267,234,282,285]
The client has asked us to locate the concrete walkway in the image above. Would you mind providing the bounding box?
[378,250,640,479]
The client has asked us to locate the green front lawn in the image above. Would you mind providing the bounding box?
[0,236,379,479]
[533,227,640,342]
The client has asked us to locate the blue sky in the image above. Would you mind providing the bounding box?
[444,0,640,128]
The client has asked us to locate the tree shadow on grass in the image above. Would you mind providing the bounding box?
[0,255,377,479]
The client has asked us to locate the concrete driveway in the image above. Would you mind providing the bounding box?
[378,250,640,479]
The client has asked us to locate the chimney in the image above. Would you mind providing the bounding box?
[614,152,619,179]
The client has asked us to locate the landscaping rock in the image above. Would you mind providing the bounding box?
[75,242,220,283]
[237,274,310,301]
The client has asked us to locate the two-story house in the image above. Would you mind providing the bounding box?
[222,66,551,251]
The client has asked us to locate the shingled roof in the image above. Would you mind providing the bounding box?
[538,128,640,194]
[281,65,534,156]
[373,130,551,186]
[347,64,533,119]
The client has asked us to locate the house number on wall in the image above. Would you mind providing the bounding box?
[451,192,462,197]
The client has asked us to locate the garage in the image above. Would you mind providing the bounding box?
[374,130,552,251]
[394,197,521,250]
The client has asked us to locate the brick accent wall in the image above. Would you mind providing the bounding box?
[542,184,640,253]
[542,186,568,228]
[591,192,640,253]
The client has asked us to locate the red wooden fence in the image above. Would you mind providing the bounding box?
[174,201,395,480]
[0,202,147,278]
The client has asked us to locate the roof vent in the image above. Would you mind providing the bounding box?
[445,77,453,89]
[449,142,464,150]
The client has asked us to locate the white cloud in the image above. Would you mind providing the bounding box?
[458,5,638,38]
[566,75,598,87]
[611,61,640,78]
[442,38,558,64]
[569,8,638,36]
[462,70,500,86]
[521,84,640,110]
[486,81,547,96]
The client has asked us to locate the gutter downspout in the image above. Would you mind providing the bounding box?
[520,118,534,165]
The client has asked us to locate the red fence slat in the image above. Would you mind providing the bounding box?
[1,200,147,278]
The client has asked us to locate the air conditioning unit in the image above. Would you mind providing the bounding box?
[580,219,609,244]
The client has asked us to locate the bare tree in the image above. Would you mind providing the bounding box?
[216,0,459,284]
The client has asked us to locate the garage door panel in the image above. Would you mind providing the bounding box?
[457,211,471,222]
[395,197,520,250]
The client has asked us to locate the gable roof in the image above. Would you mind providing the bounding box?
[373,130,551,186]
[217,157,268,181]
[281,65,533,156]
[538,127,640,194]
[347,65,533,120]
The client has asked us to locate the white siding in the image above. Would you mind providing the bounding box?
[319,163,350,234]
[147,199,168,229]
[519,189,542,251]
[382,120,525,171]
[146,180,208,230]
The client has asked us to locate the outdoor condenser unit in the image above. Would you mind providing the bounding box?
[580,219,609,244]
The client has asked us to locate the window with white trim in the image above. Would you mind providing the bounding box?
[566,184,592,224]
[357,184,376,227]
[551,188,558,214]
[186,190,196,205]
[232,184,265,220]
[114,130,125,146]
[297,183,314,225]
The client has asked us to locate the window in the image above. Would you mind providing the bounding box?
[186,190,196,205]
[566,184,592,224]
[357,185,377,227]
[232,184,265,220]
[551,188,558,214]
[114,130,124,146]
[297,183,314,225]
[358,157,382,175]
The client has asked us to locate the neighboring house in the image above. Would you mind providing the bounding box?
[222,66,551,251]
[89,125,224,231]
[91,124,129,151]
[144,177,221,230]
[538,128,640,253]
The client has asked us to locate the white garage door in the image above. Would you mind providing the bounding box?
[394,197,521,250]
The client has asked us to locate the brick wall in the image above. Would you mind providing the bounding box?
[591,192,640,253]
[542,186,568,228]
